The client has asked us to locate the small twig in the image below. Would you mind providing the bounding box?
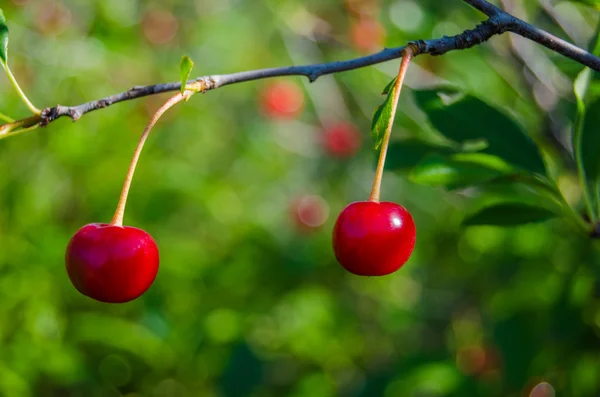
[1,0,600,138]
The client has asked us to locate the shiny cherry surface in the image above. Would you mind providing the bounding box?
[333,201,416,276]
[65,223,159,303]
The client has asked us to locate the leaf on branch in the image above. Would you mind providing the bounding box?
[381,77,397,95]
[414,87,547,176]
[384,139,455,171]
[179,55,194,95]
[371,82,398,149]
[0,9,8,65]
[409,153,516,188]
[463,203,559,226]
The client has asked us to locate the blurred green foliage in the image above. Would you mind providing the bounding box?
[1,0,600,396]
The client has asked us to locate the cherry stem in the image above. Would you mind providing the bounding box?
[368,47,414,203]
[110,91,192,227]
[1,63,41,115]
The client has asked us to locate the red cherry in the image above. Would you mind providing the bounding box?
[332,201,416,276]
[65,223,159,303]
[349,17,386,54]
[322,122,362,158]
[142,10,179,45]
[260,81,304,119]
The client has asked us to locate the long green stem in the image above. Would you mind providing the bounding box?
[110,90,193,227]
[2,63,41,115]
[0,112,14,123]
[368,47,414,203]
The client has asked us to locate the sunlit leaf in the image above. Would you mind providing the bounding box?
[409,153,515,188]
[463,203,559,226]
[179,55,194,95]
[415,88,547,175]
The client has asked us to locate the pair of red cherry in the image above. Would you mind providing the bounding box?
[67,200,415,303]
[66,51,417,303]
[66,199,415,302]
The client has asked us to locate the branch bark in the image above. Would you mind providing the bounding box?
[1,0,600,139]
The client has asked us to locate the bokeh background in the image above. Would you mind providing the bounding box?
[1,0,600,396]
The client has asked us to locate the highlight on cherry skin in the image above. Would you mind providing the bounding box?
[65,223,159,303]
[332,201,416,276]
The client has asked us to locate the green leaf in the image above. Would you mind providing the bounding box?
[579,99,600,182]
[371,81,398,149]
[414,88,547,175]
[463,203,559,226]
[578,97,600,216]
[385,139,455,171]
[0,9,8,65]
[409,153,515,188]
[381,77,397,95]
[573,23,600,223]
[179,55,194,95]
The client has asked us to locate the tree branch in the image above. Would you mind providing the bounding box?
[462,0,503,16]
[506,17,600,70]
[2,0,600,139]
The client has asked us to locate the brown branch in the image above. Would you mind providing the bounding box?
[1,0,600,139]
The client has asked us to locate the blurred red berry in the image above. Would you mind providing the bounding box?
[345,0,380,17]
[528,382,555,397]
[289,195,329,233]
[456,346,487,376]
[35,0,71,36]
[260,81,305,120]
[350,17,386,53]
[142,10,179,45]
[457,345,502,379]
[322,122,362,158]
